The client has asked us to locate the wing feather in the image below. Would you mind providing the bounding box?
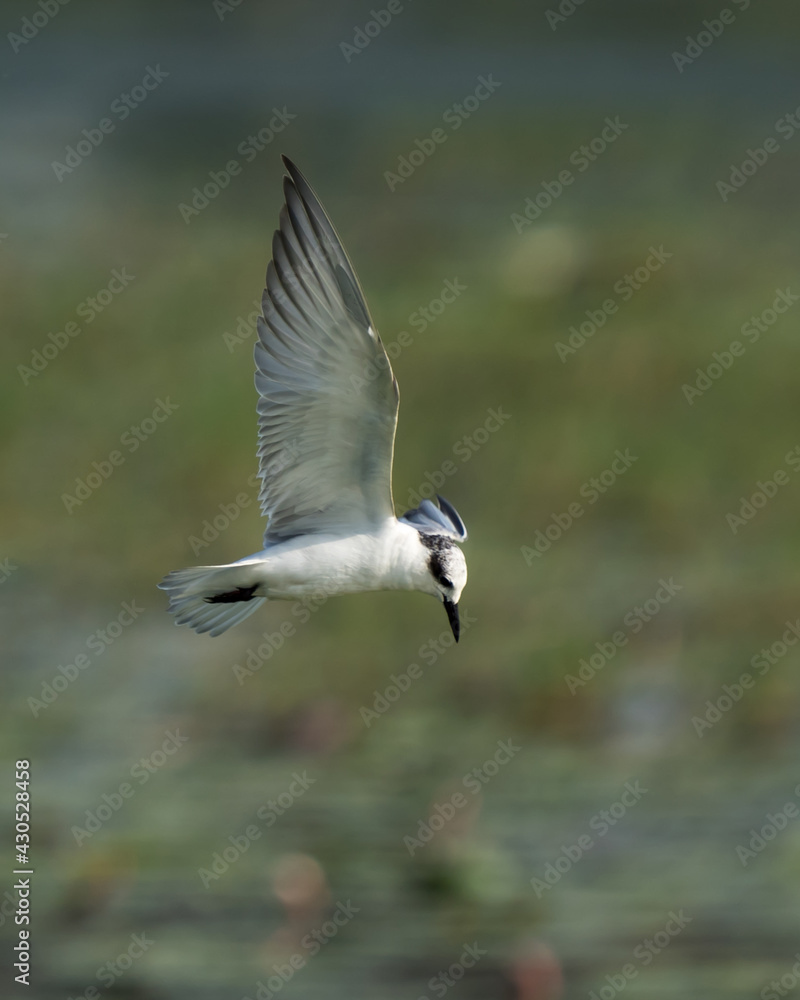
[255,157,399,543]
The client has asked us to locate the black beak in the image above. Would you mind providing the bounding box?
[443,599,460,643]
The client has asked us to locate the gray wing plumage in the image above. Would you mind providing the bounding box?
[255,156,399,543]
[399,495,468,542]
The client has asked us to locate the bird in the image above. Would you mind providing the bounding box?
[159,156,468,639]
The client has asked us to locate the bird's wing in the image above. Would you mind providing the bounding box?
[398,495,468,542]
[255,156,399,543]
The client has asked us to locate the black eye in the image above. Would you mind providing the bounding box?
[427,549,453,588]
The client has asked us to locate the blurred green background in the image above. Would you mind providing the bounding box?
[3,1,800,997]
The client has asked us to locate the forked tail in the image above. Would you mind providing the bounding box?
[158,563,266,636]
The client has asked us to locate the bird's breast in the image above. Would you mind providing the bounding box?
[255,522,431,599]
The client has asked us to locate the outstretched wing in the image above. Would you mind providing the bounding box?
[255,156,399,543]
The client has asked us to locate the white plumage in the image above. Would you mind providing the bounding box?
[159,157,467,639]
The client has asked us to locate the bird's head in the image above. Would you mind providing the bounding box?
[399,495,468,642]
[424,537,468,641]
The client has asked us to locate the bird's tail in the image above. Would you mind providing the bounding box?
[158,561,267,637]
